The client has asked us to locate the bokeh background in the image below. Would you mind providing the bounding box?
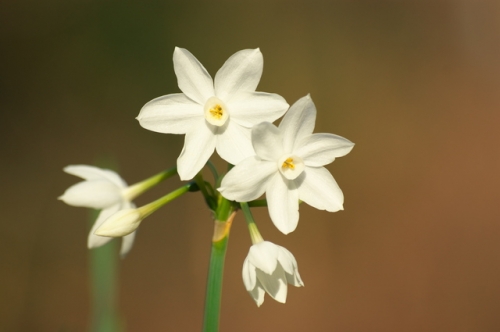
[2,1,500,331]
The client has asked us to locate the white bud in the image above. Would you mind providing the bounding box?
[95,208,143,237]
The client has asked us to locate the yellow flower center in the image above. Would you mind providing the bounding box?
[278,155,304,180]
[204,96,229,126]
[282,158,295,170]
[209,104,224,119]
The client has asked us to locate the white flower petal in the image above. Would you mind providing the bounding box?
[88,204,120,249]
[173,47,214,104]
[137,93,203,134]
[279,95,316,153]
[255,265,288,303]
[243,241,303,306]
[215,121,254,165]
[120,231,136,258]
[266,173,300,234]
[251,122,284,162]
[229,92,288,127]
[248,241,280,275]
[214,48,263,101]
[298,167,344,212]
[249,281,266,307]
[276,246,296,276]
[286,268,304,287]
[295,133,354,167]
[219,156,276,202]
[63,165,127,188]
[277,247,304,287]
[59,180,122,209]
[177,121,216,180]
[242,257,257,291]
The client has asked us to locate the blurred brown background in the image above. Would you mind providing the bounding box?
[2,1,500,331]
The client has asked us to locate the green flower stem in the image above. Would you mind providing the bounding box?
[89,210,122,332]
[246,199,267,208]
[123,167,177,200]
[137,182,193,218]
[206,160,219,182]
[240,202,264,244]
[195,172,217,211]
[203,196,235,332]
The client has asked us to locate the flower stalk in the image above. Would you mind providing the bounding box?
[202,196,235,332]
[195,172,217,211]
[88,209,122,332]
[122,167,177,201]
[60,46,354,330]
[240,202,263,244]
[138,182,192,218]
[95,183,194,237]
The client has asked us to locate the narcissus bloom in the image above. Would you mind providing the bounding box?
[137,47,289,180]
[59,165,137,257]
[219,95,354,234]
[242,241,303,307]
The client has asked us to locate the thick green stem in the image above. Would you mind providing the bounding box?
[202,197,235,332]
[89,210,122,332]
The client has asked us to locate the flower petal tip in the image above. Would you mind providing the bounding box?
[87,239,104,249]
[254,297,264,307]
[278,223,298,235]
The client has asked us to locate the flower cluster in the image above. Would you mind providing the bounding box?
[60,47,353,307]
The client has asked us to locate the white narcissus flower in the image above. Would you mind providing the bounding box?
[219,95,354,234]
[242,241,303,307]
[59,165,137,257]
[137,47,289,181]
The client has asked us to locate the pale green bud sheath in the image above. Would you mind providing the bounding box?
[240,202,264,244]
[121,167,177,201]
[96,182,192,237]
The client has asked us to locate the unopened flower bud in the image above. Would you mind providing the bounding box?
[95,208,143,237]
